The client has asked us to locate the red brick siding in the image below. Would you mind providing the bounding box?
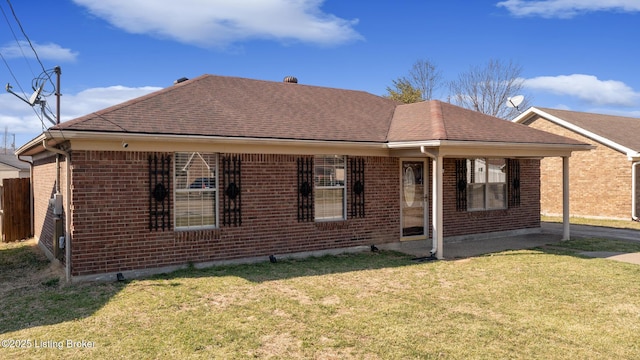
[440,158,540,237]
[526,116,633,219]
[32,154,68,258]
[68,151,400,276]
[34,150,544,277]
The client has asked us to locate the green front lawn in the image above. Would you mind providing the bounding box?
[1,238,640,359]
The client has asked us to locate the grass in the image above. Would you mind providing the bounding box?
[2,236,640,359]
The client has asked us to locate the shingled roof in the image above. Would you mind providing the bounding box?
[0,154,29,170]
[54,74,397,143]
[46,74,585,148]
[523,107,640,152]
[388,101,585,145]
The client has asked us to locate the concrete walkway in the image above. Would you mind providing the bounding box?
[397,222,640,265]
[542,222,640,265]
[541,222,640,242]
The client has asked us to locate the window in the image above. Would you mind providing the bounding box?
[466,158,506,211]
[174,152,218,229]
[315,155,346,220]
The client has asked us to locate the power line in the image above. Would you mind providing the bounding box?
[0,0,62,140]
[6,0,48,77]
[0,2,31,95]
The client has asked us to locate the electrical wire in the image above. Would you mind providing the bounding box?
[0,2,31,95]
[6,0,49,81]
[1,1,62,141]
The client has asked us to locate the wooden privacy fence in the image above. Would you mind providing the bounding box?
[1,178,31,242]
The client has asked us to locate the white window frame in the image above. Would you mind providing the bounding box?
[467,158,507,211]
[314,155,347,221]
[174,152,219,230]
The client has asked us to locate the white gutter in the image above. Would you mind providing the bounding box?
[42,140,71,282]
[633,161,640,221]
[22,130,388,150]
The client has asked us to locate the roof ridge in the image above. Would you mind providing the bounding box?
[54,75,209,131]
[430,100,447,139]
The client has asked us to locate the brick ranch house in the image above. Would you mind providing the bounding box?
[16,75,591,282]
[514,107,640,221]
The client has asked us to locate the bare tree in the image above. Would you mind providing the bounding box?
[448,59,530,119]
[385,58,443,103]
[408,58,443,101]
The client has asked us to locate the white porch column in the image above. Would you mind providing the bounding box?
[562,156,570,240]
[432,155,444,259]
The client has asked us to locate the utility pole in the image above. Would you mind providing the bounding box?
[3,126,7,154]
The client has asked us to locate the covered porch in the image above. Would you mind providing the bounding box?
[389,142,580,259]
[385,100,593,259]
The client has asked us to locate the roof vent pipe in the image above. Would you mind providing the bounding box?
[283,76,298,84]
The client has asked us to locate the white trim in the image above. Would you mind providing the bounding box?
[562,156,570,240]
[174,152,219,230]
[633,161,640,221]
[390,139,591,158]
[433,155,444,259]
[513,107,637,158]
[399,159,428,241]
[466,158,508,211]
[17,131,389,157]
[314,155,347,221]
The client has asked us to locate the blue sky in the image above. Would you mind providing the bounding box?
[1,0,640,147]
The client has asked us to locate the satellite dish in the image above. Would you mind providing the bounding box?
[506,95,524,109]
[28,82,45,106]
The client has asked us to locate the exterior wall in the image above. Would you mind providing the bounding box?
[525,116,632,220]
[29,149,545,278]
[68,151,400,277]
[0,167,29,182]
[441,158,541,237]
[32,154,67,258]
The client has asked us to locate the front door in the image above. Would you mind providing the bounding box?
[401,160,427,238]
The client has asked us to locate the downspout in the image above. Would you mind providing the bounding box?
[633,161,640,221]
[16,155,34,238]
[42,140,71,282]
[420,146,439,257]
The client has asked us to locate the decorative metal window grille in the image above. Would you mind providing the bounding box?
[455,159,467,212]
[222,156,242,226]
[297,157,313,222]
[349,157,365,218]
[508,159,521,207]
[149,154,171,231]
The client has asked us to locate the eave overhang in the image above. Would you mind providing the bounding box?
[387,140,594,158]
[16,131,390,157]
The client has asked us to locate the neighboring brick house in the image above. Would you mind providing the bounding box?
[16,75,590,282]
[514,107,640,221]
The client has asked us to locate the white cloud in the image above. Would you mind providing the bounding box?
[524,74,640,106]
[64,86,161,116]
[0,41,78,62]
[1,85,160,147]
[496,0,640,18]
[72,0,362,48]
